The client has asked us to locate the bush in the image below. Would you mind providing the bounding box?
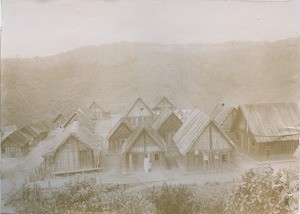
[147,182,196,214]
[192,182,231,214]
[6,183,51,214]
[225,166,299,214]
[7,178,154,214]
[50,177,103,213]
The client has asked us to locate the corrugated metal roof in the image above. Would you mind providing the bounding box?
[211,104,236,126]
[2,130,30,147]
[152,108,182,131]
[240,102,300,143]
[106,118,134,140]
[173,108,211,155]
[121,123,167,155]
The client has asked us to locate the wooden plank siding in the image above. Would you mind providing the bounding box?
[234,105,299,161]
[108,123,133,153]
[179,121,235,171]
[43,135,99,173]
[1,138,29,158]
[121,126,167,174]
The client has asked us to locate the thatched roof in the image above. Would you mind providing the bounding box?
[173,108,210,155]
[239,102,300,143]
[52,113,65,123]
[122,96,154,118]
[152,96,175,110]
[106,118,134,140]
[211,104,236,126]
[1,130,30,147]
[23,122,102,172]
[121,123,167,155]
[1,125,18,140]
[89,101,109,113]
[173,108,236,155]
[63,108,94,131]
[42,122,102,157]
[152,108,182,131]
[24,121,48,137]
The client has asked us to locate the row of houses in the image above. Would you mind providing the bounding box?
[1,96,300,177]
[1,101,110,158]
[106,97,236,173]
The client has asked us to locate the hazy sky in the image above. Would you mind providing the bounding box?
[2,0,300,58]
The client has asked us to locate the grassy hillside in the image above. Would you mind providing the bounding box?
[1,38,300,126]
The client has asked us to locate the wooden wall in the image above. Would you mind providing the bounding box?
[235,114,299,161]
[108,123,132,152]
[126,116,154,128]
[182,122,234,171]
[53,136,95,172]
[1,138,28,158]
[122,131,166,173]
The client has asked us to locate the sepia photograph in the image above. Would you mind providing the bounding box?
[1,0,300,213]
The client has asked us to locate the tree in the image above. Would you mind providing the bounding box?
[225,166,299,214]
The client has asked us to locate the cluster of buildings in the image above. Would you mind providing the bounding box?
[1,96,300,178]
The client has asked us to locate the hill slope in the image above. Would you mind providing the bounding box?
[1,38,300,126]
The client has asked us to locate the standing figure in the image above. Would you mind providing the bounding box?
[144,155,149,173]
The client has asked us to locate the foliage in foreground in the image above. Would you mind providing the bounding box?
[7,178,154,214]
[225,166,299,214]
[6,166,299,214]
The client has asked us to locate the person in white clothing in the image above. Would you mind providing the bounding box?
[144,155,149,173]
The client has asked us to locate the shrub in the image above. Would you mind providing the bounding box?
[192,182,231,214]
[225,166,299,214]
[147,182,196,214]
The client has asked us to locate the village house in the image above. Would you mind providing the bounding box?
[173,109,236,172]
[20,121,48,146]
[152,108,183,151]
[41,122,102,176]
[52,113,66,129]
[121,123,167,174]
[106,118,134,153]
[63,109,94,132]
[1,130,31,158]
[233,102,300,161]
[88,101,111,121]
[123,97,155,128]
[152,96,176,116]
[1,125,18,138]
[211,104,237,139]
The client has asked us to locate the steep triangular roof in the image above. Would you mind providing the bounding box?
[152,108,182,131]
[63,108,94,131]
[1,125,18,141]
[173,108,236,155]
[89,101,109,113]
[211,103,236,126]
[121,123,167,155]
[123,97,154,118]
[106,118,134,140]
[53,113,65,123]
[1,130,30,147]
[173,108,210,155]
[152,96,175,110]
[238,102,300,143]
[42,122,102,157]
